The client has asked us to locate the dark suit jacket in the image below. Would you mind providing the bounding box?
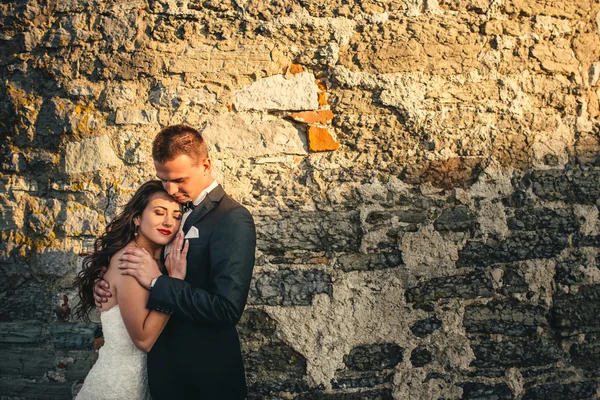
[146,185,256,400]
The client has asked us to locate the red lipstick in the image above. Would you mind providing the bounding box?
[157,229,171,235]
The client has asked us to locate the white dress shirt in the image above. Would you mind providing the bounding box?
[165,180,219,257]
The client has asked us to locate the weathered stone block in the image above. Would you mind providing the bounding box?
[500,263,530,294]
[256,211,360,252]
[244,342,307,378]
[248,269,332,306]
[49,322,97,351]
[405,270,494,303]
[234,72,319,111]
[335,252,403,272]
[522,381,597,400]
[570,338,600,373]
[464,298,548,337]
[507,207,578,233]
[331,370,393,390]
[28,198,62,237]
[149,84,217,108]
[201,113,308,158]
[248,379,310,398]
[102,82,137,109]
[410,346,432,368]
[0,379,73,400]
[0,322,45,347]
[339,17,483,75]
[409,314,442,337]
[296,388,393,400]
[552,285,600,335]
[30,248,79,278]
[470,338,562,368]
[528,169,600,205]
[434,205,478,232]
[572,234,600,247]
[0,195,23,231]
[344,343,404,372]
[503,0,592,19]
[531,40,579,75]
[0,280,57,322]
[555,251,587,286]
[365,210,429,226]
[461,382,513,400]
[165,44,273,75]
[238,308,277,342]
[59,201,105,237]
[0,349,55,378]
[64,136,120,174]
[115,109,158,125]
[456,232,569,267]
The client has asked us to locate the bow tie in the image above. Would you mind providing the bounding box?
[183,201,195,212]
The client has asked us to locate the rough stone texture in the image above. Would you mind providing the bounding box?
[64,136,121,174]
[201,113,308,159]
[409,346,432,368]
[461,382,513,400]
[552,285,600,336]
[522,381,597,400]
[234,72,319,112]
[249,269,332,306]
[343,343,404,372]
[2,0,600,398]
[410,317,442,338]
[457,233,569,267]
[464,298,548,337]
[470,338,562,368]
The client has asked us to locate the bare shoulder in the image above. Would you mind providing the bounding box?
[105,243,138,283]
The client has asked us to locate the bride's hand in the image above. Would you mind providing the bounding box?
[165,231,189,280]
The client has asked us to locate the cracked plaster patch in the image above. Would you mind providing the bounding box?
[264,268,417,388]
[401,225,465,283]
[531,119,574,169]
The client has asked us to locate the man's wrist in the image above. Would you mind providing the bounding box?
[150,276,160,290]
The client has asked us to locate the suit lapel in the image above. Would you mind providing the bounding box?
[182,184,226,233]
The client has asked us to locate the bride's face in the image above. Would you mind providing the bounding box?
[136,192,182,246]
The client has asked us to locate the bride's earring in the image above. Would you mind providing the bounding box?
[134,224,139,238]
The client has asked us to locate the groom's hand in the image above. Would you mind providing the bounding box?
[93,267,110,308]
[118,248,162,290]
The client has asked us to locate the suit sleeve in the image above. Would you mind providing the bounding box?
[146,206,256,326]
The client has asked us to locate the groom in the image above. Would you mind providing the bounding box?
[93,124,256,399]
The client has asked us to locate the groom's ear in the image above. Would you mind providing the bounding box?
[201,157,212,174]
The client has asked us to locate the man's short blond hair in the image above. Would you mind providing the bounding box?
[152,124,208,166]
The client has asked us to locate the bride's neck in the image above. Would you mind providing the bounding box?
[132,235,161,260]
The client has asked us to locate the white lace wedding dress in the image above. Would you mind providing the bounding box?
[76,305,151,399]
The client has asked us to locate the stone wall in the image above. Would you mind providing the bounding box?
[1,0,600,399]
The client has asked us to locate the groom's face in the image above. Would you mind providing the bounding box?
[154,154,212,204]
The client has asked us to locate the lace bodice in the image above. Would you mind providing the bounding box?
[99,305,144,356]
[76,305,150,399]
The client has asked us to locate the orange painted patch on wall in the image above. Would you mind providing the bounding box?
[289,64,304,74]
[315,80,328,106]
[288,110,334,124]
[308,126,340,152]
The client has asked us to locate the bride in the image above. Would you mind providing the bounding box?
[73,180,189,399]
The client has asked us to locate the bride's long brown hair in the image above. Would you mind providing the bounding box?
[73,180,169,321]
